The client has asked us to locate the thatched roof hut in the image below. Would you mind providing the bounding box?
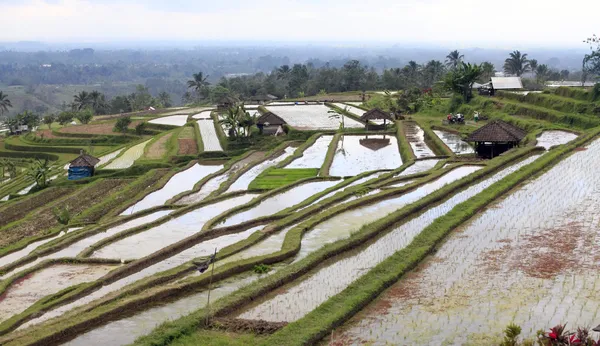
[466,120,526,158]
[256,112,287,135]
[360,108,393,130]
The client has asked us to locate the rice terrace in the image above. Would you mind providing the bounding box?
[2,44,600,346]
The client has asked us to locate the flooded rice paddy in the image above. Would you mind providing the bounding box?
[104,140,151,169]
[332,103,367,117]
[335,144,600,344]
[395,159,440,177]
[266,105,363,130]
[404,122,436,158]
[292,166,482,262]
[226,147,296,193]
[0,211,171,278]
[121,164,223,215]
[536,130,578,150]
[239,156,539,323]
[219,180,339,228]
[63,273,259,346]
[148,115,188,127]
[433,129,474,154]
[197,119,223,151]
[329,135,402,176]
[92,195,256,260]
[191,111,212,120]
[285,135,333,169]
[95,149,124,168]
[0,227,81,268]
[0,264,117,322]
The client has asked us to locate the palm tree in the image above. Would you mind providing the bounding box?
[0,91,13,116]
[219,106,242,137]
[560,70,570,81]
[536,64,550,84]
[445,50,464,69]
[187,72,210,99]
[443,62,483,102]
[503,50,530,76]
[529,59,538,78]
[480,62,495,82]
[73,91,92,111]
[423,60,445,87]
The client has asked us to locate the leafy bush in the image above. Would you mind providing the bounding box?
[135,122,147,135]
[114,117,132,134]
[52,205,71,225]
[448,94,464,112]
[253,264,271,274]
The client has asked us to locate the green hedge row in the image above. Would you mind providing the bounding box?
[4,140,83,154]
[553,86,592,101]
[498,91,600,116]
[0,151,60,161]
[26,133,136,146]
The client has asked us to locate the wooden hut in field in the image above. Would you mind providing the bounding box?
[68,151,100,180]
[360,108,393,131]
[256,112,287,135]
[249,94,278,105]
[466,120,526,158]
[217,95,239,110]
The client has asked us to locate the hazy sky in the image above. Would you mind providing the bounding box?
[2,0,598,48]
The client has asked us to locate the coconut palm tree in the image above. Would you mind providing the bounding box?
[73,91,92,111]
[187,72,210,99]
[480,62,495,82]
[536,64,550,84]
[529,59,538,78]
[445,50,464,69]
[423,60,445,87]
[503,50,530,76]
[0,91,13,116]
[276,65,291,80]
[443,62,483,102]
[560,69,570,80]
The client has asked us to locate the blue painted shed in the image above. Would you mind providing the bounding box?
[68,152,100,180]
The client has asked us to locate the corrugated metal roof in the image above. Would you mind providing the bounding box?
[491,77,523,90]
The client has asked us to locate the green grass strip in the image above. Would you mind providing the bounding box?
[319,133,341,176]
[396,120,417,162]
[248,168,319,191]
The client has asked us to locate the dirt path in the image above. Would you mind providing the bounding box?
[146,133,172,159]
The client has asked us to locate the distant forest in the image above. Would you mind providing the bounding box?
[0,45,594,117]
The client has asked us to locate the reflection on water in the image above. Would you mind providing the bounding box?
[285,135,333,169]
[404,122,435,158]
[536,130,577,150]
[220,181,338,227]
[121,164,223,215]
[330,135,403,176]
[92,195,257,260]
[433,130,474,154]
[240,156,539,323]
[0,264,117,322]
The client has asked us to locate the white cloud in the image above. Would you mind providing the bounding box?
[1,0,598,47]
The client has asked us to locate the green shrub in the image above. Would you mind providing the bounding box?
[253,264,271,274]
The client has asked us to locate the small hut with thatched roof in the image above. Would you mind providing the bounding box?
[68,150,100,180]
[466,120,526,158]
[256,111,287,135]
[217,95,239,110]
[249,94,278,104]
[360,108,394,131]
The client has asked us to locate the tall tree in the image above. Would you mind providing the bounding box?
[422,60,446,87]
[445,50,464,69]
[529,59,538,78]
[43,114,55,129]
[157,91,172,107]
[443,62,483,102]
[276,65,291,80]
[560,69,570,80]
[479,62,495,82]
[536,65,550,84]
[503,50,530,76]
[342,60,366,91]
[0,91,12,116]
[73,91,92,111]
[187,72,210,100]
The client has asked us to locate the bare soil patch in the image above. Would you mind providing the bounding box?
[177,139,197,155]
[0,187,75,228]
[33,130,59,139]
[146,133,172,159]
[57,121,140,136]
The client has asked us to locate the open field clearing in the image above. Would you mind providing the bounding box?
[404,122,436,158]
[266,105,363,130]
[536,130,578,149]
[226,147,296,193]
[329,135,402,176]
[92,194,256,260]
[433,129,474,154]
[57,121,139,135]
[103,140,151,169]
[121,164,222,215]
[285,135,333,169]
[335,144,600,344]
[0,211,171,278]
[219,180,339,228]
[145,134,171,159]
[197,119,223,151]
[240,156,538,323]
[148,115,188,127]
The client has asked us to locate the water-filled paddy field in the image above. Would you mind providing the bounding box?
[329,135,402,176]
[266,105,363,130]
[433,129,474,154]
[148,115,188,127]
[405,122,436,158]
[104,140,151,169]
